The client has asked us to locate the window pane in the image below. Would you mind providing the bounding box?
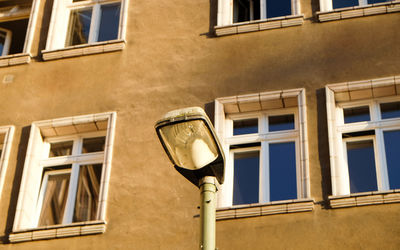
[49,141,73,157]
[347,140,377,193]
[266,0,291,18]
[269,142,297,201]
[383,130,400,189]
[233,118,258,135]
[333,0,358,8]
[73,164,103,222]
[343,106,370,123]
[98,3,121,42]
[233,0,260,23]
[380,102,400,119]
[38,170,70,226]
[233,151,259,205]
[67,8,92,46]
[269,114,295,132]
[82,137,106,153]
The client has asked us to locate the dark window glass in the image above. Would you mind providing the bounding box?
[233,151,259,205]
[269,142,297,201]
[98,3,121,42]
[233,0,260,23]
[73,164,103,222]
[269,114,294,132]
[68,8,92,46]
[82,137,106,153]
[383,130,400,189]
[233,119,258,135]
[347,140,377,193]
[333,0,358,8]
[49,141,74,157]
[368,0,389,3]
[0,18,28,55]
[380,102,400,120]
[0,30,6,55]
[344,106,370,123]
[266,0,291,18]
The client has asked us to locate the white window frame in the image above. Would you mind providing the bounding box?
[13,112,116,231]
[331,97,400,195]
[46,0,129,51]
[0,125,15,201]
[218,0,300,26]
[215,89,309,208]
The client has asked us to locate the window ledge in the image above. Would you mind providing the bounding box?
[317,1,400,22]
[42,40,125,61]
[0,53,31,67]
[214,15,304,37]
[329,190,400,208]
[216,198,314,220]
[9,220,106,243]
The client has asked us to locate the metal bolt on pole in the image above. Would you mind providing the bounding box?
[199,176,217,250]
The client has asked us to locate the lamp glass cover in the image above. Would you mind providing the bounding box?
[158,120,219,170]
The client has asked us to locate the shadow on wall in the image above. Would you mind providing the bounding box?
[1,126,31,244]
[37,0,54,59]
[316,88,332,208]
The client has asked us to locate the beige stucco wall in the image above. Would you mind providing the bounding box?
[0,0,399,249]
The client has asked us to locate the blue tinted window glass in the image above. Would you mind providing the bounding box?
[333,0,358,8]
[347,140,377,193]
[68,9,92,46]
[233,151,259,205]
[344,106,370,123]
[266,0,291,18]
[269,142,297,201]
[233,119,258,135]
[380,102,400,120]
[368,0,389,3]
[0,31,5,55]
[269,114,295,132]
[383,130,400,189]
[98,3,121,42]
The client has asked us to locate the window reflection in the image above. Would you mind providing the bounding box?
[98,3,121,42]
[233,151,259,205]
[67,8,92,46]
[73,164,102,222]
[49,141,73,157]
[269,114,295,132]
[266,0,291,18]
[82,137,106,153]
[269,142,297,201]
[383,130,400,189]
[333,0,358,8]
[347,140,377,193]
[233,118,258,135]
[380,102,400,120]
[343,106,370,124]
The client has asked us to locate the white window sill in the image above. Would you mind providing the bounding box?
[0,53,31,67]
[9,220,106,243]
[214,15,304,37]
[42,40,125,61]
[317,1,400,22]
[329,190,400,208]
[216,198,314,220]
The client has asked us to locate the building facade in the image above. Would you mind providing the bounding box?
[0,0,399,249]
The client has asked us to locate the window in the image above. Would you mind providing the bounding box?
[326,76,400,196]
[0,126,15,201]
[0,1,39,57]
[46,0,127,50]
[13,112,116,232]
[319,0,391,12]
[215,89,309,207]
[218,0,300,26]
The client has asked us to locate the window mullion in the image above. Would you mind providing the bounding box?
[260,0,266,19]
[88,4,101,43]
[375,129,390,190]
[260,141,269,203]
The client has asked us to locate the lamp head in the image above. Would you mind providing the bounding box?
[155,107,225,187]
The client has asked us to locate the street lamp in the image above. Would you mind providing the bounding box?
[155,107,225,250]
